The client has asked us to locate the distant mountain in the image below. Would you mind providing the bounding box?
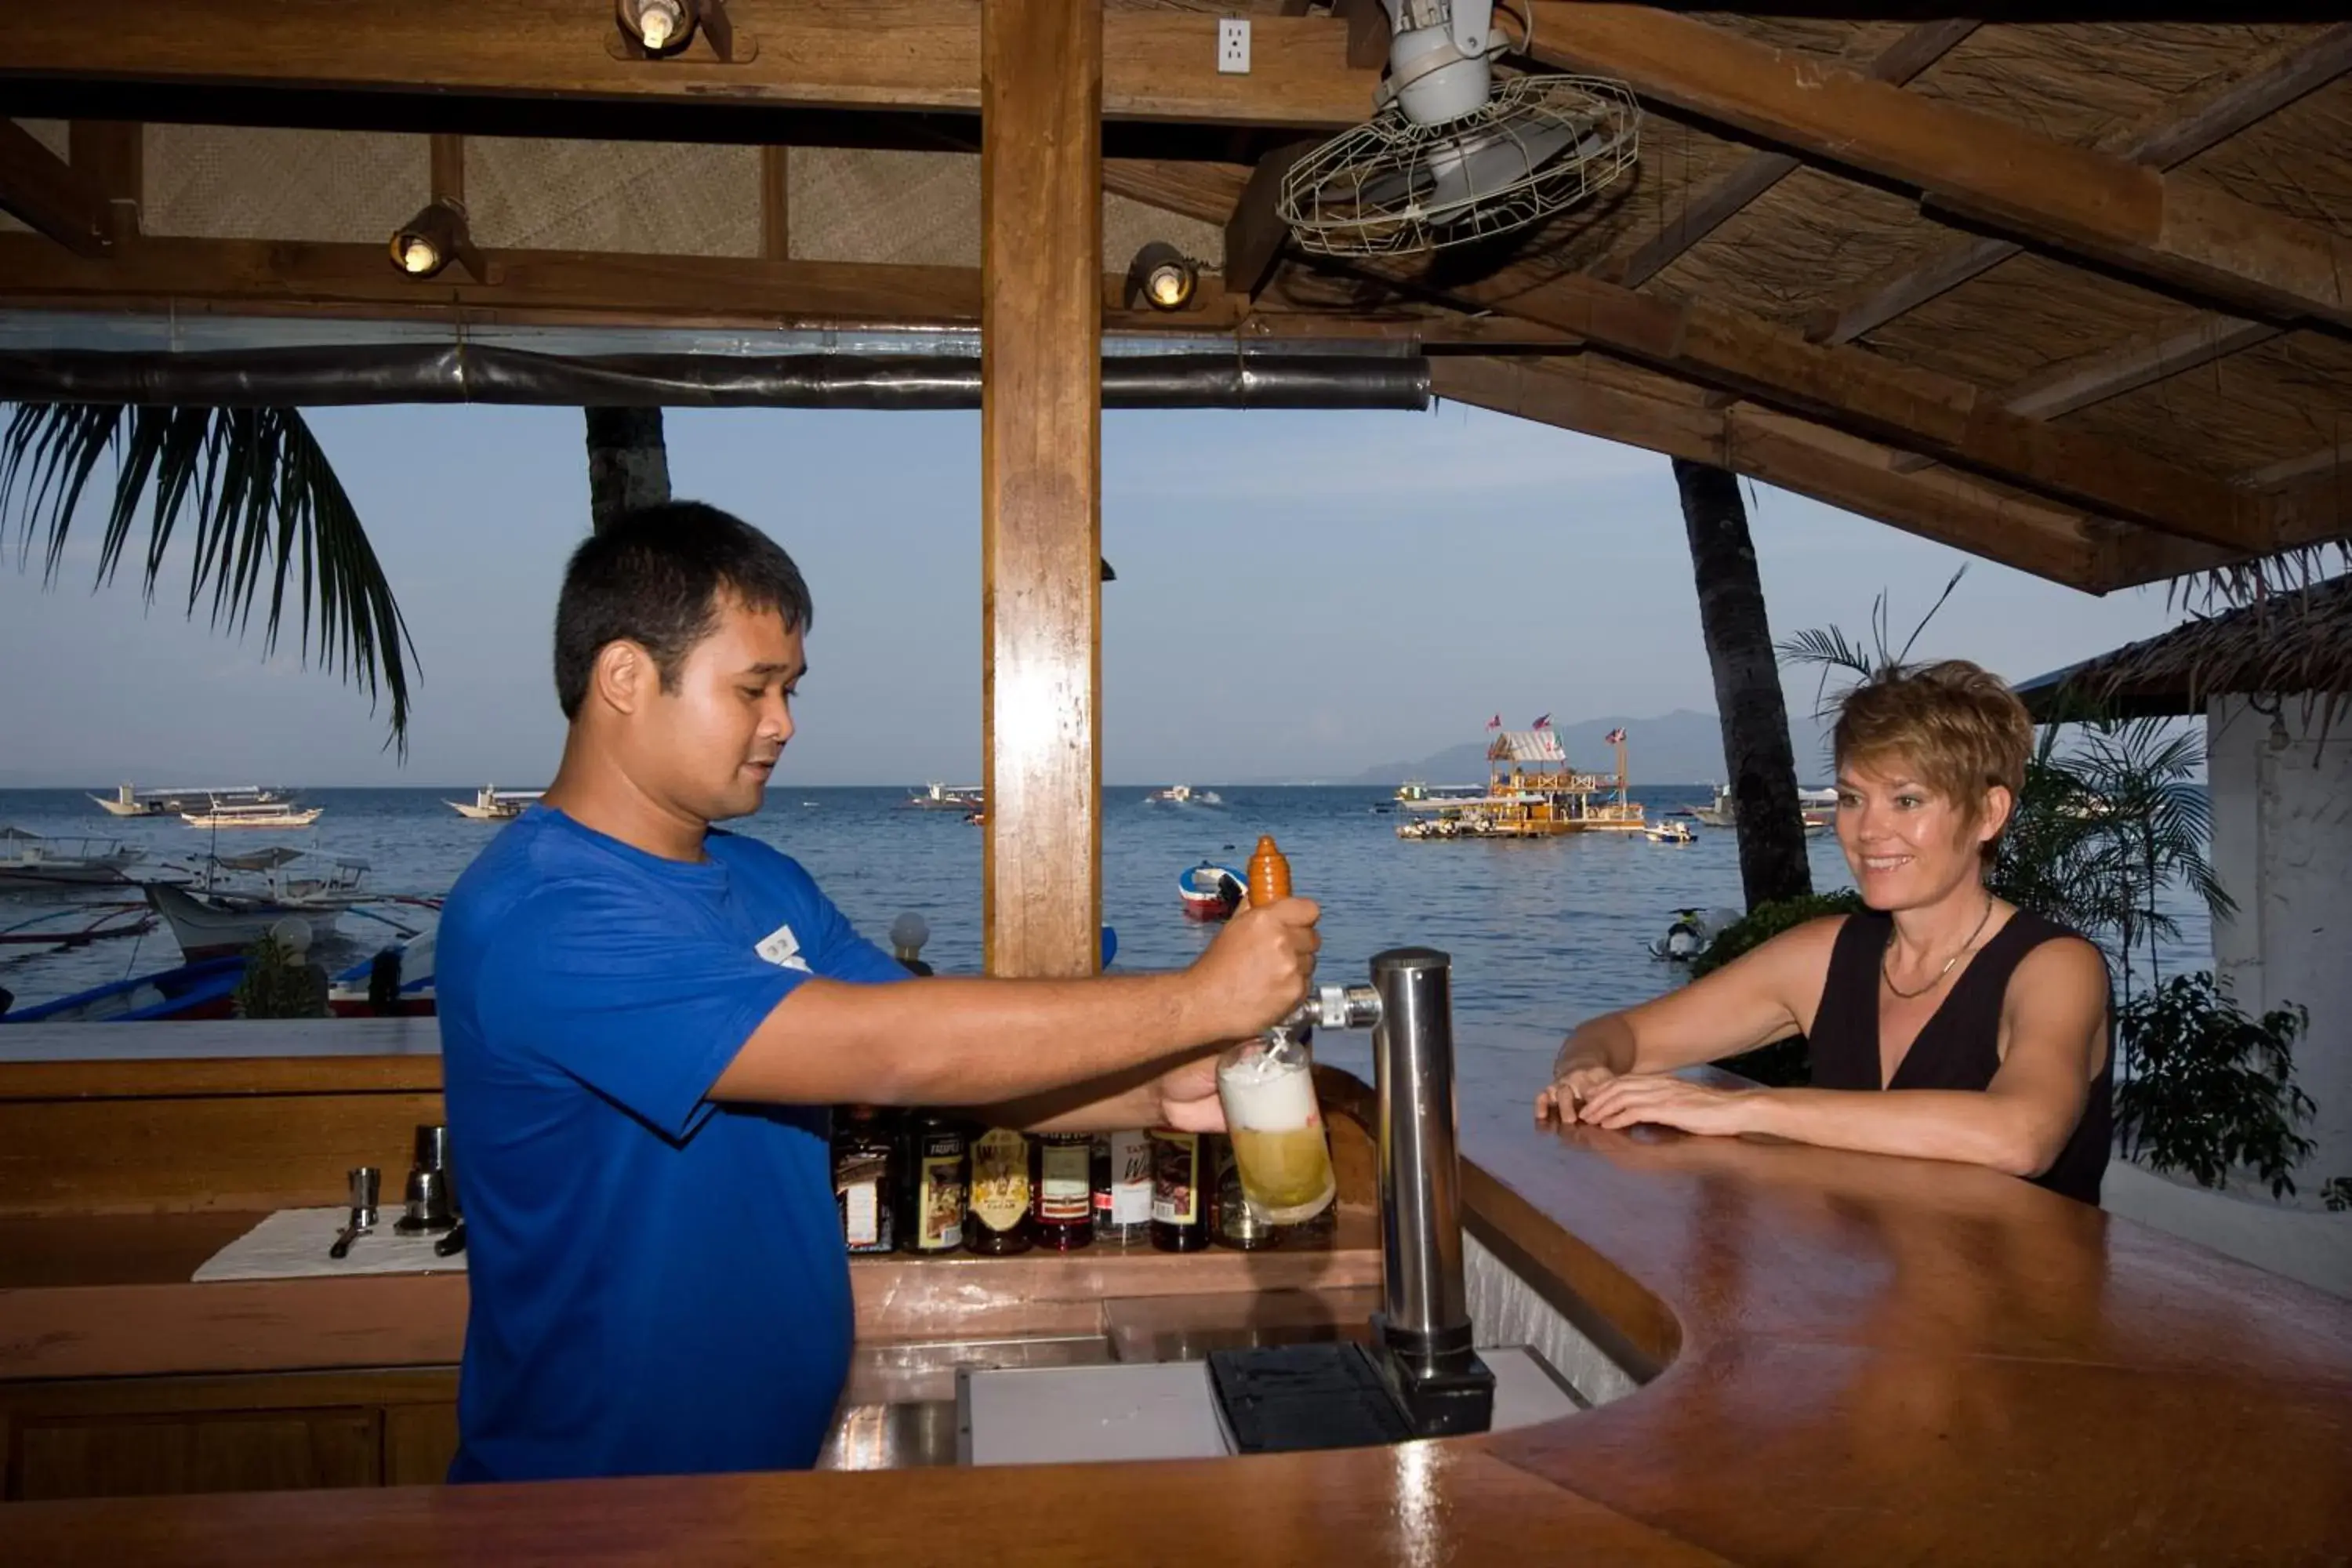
[1348,709,1835,788]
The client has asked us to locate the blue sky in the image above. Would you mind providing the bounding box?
[0,401,2190,787]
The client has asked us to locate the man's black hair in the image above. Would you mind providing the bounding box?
[554,502,813,720]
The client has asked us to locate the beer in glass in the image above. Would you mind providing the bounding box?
[1215,1036,1335,1224]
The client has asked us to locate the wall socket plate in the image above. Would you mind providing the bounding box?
[1218,17,1250,74]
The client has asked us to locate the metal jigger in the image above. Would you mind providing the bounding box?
[329,1165,380,1259]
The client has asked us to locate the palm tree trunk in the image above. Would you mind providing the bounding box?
[1673,458,1813,909]
[584,407,670,534]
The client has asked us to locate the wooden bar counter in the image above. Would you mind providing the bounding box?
[3,1024,2348,1564]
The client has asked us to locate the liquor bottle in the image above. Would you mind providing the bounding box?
[1093,1129,1153,1248]
[1030,1131,1095,1251]
[1210,1134,1279,1251]
[833,1105,898,1254]
[897,1112,969,1255]
[965,1126,1035,1255]
[1149,1129,1209,1253]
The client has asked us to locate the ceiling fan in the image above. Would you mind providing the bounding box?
[1279,0,1641,256]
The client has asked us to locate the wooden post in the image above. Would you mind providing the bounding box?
[980,0,1102,977]
[759,146,789,260]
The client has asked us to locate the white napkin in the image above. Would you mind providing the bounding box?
[192,1206,468,1282]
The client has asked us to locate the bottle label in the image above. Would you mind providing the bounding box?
[916,1154,965,1250]
[1037,1142,1091,1223]
[844,1181,880,1248]
[1109,1130,1152,1225]
[971,1129,1031,1233]
[1151,1132,1199,1225]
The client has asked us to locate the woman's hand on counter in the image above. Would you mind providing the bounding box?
[1571,1073,1762,1138]
[1534,1061,1618,1123]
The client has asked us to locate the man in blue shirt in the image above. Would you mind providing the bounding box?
[438,502,1317,1483]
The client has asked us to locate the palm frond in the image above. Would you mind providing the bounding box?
[1,403,416,751]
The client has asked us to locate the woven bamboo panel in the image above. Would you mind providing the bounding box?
[0,119,71,236]
[789,147,1219,270]
[144,126,423,242]
[464,138,758,257]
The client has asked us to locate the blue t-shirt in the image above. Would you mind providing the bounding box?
[436,804,908,1483]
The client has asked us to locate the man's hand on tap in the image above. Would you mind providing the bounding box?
[1185,897,1320,1041]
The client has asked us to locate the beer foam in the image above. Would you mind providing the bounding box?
[1218,1054,1319,1131]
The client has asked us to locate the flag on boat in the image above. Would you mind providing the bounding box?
[1532,714,1552,730]
[1486,713,1501,731]
[1605,727,1627,745]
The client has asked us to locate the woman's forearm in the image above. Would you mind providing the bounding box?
[1744,1088,2050,1178]
[1554,1014,1641,1080]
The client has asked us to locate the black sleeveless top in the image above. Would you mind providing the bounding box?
[1808,909,2114,1205]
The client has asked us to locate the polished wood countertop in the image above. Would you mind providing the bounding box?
[5,1056,2350,1563]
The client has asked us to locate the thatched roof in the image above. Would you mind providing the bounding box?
[2016,572,2352,720]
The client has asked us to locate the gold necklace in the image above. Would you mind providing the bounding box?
[1882,896,1995,1000]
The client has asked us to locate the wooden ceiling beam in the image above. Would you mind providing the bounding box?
[0,230,1564,344]
[1596,19,1977,291]
[0,120,115,256]
[1222,141,1319,300]
[1430,356,2111,589]
[1525,7,2352,332]
[1431,266,2270,553]
[1804,24,2352,347]
[2242,439,2352,491]
[67,121,142,243]
[0,0,1374,132]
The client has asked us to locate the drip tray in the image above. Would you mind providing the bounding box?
[958,1345,1578,1467]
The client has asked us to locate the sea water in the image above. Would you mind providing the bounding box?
[0,784,2212,1132]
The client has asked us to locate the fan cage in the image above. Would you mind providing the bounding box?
[1279,74,1642,258]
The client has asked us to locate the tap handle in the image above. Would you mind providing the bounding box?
[1247,835,1291,907]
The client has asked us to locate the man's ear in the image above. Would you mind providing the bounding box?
[591,640,654,717]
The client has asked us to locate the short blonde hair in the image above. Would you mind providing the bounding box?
[1834,660,2031,854]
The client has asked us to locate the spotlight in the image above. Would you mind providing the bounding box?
[1127,241,1198,312]
[616,0,695,55]
[387,199,477,281]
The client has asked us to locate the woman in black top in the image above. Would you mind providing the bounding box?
[1536,662,2113,1204]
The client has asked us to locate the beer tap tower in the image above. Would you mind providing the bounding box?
[1209,840,1496,1447]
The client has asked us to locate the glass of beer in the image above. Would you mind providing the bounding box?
[1215,1034,1336,1225]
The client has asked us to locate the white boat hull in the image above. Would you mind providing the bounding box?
[182,808,324,829]
[142,880,347,958]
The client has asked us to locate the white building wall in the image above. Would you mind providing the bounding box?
[2203,695,2352,1190]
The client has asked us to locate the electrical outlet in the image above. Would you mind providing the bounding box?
[1218,17,1250,74]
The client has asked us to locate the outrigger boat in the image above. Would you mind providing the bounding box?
[90,783,285,818]
[448,786,543,821]
[0,826,147,887]
[903,782,985,812]
[1145,784,1223,806]
[181,794,325,829]
[140,849,372,957]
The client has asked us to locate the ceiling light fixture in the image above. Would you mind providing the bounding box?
[387,200,480,281]
[1127,242,1199,312]
[615,0,696,56]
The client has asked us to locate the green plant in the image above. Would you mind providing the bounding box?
[2114,974,2314,1199]
[234,932,331,1020]
[1690,890,1867,1087]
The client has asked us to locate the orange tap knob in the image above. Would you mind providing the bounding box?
[1247,835,1291,908]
